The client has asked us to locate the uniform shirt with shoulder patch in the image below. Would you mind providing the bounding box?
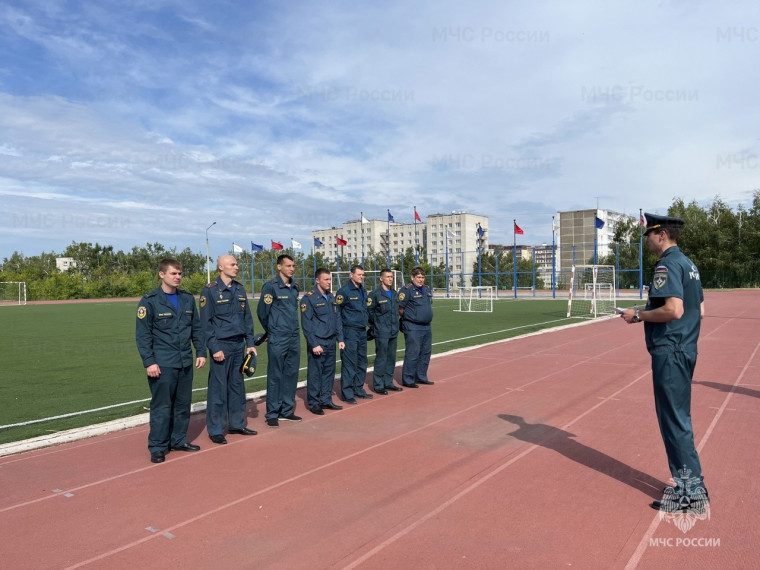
[644,246,703,351]
[300,288,343,346]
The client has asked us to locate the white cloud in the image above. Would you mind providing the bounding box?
[0,0,758,258]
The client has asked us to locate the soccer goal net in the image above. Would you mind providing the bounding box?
[332,269,401,292]
[566,265,615,318]
[0,281,27,306]
[454,286,494,313]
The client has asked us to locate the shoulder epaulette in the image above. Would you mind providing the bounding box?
[404,283,413,289]
[206,281,218,288]
[306,290,315,296]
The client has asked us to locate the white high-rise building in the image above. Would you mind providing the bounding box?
[312,212,488,284]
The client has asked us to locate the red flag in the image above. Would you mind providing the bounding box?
[514,222,524,235]
[414,209,422,222]
[336,237,347,246]
[640,214,646,226]
[271,240,283,250]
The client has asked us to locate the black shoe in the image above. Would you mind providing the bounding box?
[279,414,302,422]
[150,451,165,463]
[417,379,435,385]
[209,434,227,445]
[171,442,200,452]
[266,418,279,428]
[321,402,343,410]
[345,398,358,405]
[356,392,373,399]
[309,406,325,415]
[375,389,388,395]
[229,427,258,436]
[387,385,403,391]
[403,383,419,388]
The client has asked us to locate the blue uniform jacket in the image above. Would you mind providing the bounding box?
[135,286,205,368]
[644,246,703,352]
[257,275,300,337]
[300,288,344,347]
[336,281,369,329]
[199,277,254,353]
[398,283,434,330]
[368,286,399,338]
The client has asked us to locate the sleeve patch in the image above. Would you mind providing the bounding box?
[137,306,147,319]
[653,273,668,289]
[263,294,273,305]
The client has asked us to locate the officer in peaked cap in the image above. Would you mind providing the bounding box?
[620,211,708,513]
[643,213,685,236]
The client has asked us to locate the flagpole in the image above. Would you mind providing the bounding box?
[639,208,644,299]
[513,219,518,299]
[414,206,419,265]
[445,228,450,297]
[386,209,391,268]
[551,216,556,299]
[251,242,256,299]
[312,240,316,277]
[360,212,365,267]
[594,210,598,265]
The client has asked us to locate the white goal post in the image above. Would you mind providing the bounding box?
[454,286,494,313]
[331,269,401,292]
[566,265,615,318]
[0,281,27,305]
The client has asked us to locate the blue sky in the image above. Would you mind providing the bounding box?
[1,0,759,260]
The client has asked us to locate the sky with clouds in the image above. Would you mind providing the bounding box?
[1,0,758,260]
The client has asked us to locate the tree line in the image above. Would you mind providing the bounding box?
[2,193,758,300]
[596,192,760,289]
[0,240,447,300]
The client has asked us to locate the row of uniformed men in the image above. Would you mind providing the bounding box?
[136,254,433,464]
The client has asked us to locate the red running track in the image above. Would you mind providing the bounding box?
[1,290,758,569]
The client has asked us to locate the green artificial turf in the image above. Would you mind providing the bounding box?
[0,297,607,444]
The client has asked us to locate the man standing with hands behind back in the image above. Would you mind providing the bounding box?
[619,213,708,513]
[136,258,206,464]
[200,255,258,445]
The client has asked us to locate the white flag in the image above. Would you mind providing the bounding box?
[446,229,456,239]
[232,243,243,253]
[291,239,302,249]
[361,215,369,223]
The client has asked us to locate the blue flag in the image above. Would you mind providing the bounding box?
[476,224,484,237]
[251,242,264,252]
[388,210,394,223]
[594,216,605,229]
[314,237,323,247]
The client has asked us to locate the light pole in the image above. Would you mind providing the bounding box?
[206,221,217,282]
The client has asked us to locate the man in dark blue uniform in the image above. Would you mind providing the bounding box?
[368,268,403,394]
[200,255,258,445]
[336,265,372,403]
[300,268,345,415]
[136,258,206,464]
[257,254,302,427]
[620,213,708,512]
[398,266,434,388]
